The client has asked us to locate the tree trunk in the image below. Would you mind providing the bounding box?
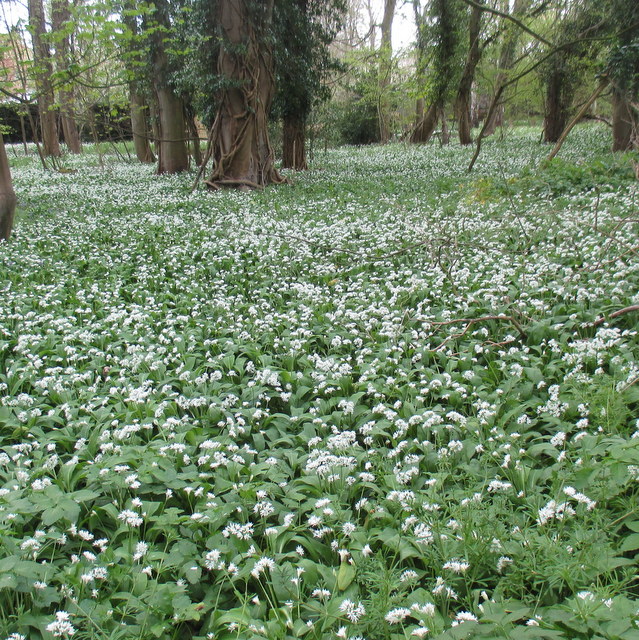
[0,134,16,241]
[208,0,284,189]
[28,0,60,157]
[483,0,530,137]
[122,7,155,164]
[543,59,576,143]
[455,2,482,145]
[612,88,635,151]
[147,0,188,174]
[130,90,155,163]
[411,102,439,144]
[155,87,188,174]
[282,114,308,170]
[378,0,397,143]
[185,103,203,167]
[52,0,81,153]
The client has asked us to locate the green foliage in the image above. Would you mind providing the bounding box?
[1,125,639,639]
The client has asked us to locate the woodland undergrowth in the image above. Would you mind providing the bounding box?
[0,125,639,640]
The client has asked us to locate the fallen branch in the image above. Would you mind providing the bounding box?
[428,314,528,341]
[593,305,639,327]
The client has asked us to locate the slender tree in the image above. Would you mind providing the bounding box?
[121,5,155,164]
[0,134,16,241]
[274,0,344,169]
[207,0,284,189]
[455,0,483,145]
[377,0,397,143]
[52,0,82,153]
[28,0,61,157]
[483,0,531,136]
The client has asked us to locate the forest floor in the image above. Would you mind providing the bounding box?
[1,125,639,640]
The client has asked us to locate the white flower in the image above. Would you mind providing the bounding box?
[251,557,275,579]
[339,599,366,622]
[117,510,143,527]
[46,611,76,637]
[385,607,411,624]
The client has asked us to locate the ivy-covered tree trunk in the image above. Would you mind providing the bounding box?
[455,2,482,145]
[612,88,636,151]
[0,134,16,241]
[28,0,60,158]
[52,0,81,154]
[377,0,397,143]
[208,0,284,189]
[282,114,308,170]
[148,0,188,174]
[410,0,462,144]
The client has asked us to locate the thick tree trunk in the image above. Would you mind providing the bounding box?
[282,114,308,170]
[0,134,16,241]
[147,0,188,174]
[378,0,397,143]
[29,0,60,157]
[208,0,284,189]
[612,88,635,151]
[155,87,188,174]
[52,0,81,153]
[455,2,482,145]
[543,65,573,143]
[130,90,155,163]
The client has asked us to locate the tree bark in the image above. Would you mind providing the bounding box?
[455,2,482,145]
[147,0,188,174]
[612,88,635,151]
[0,134,16,241]
[130,91,155,163]
[282,114,308,170]
[410,102,438,143]
[52,0,81,153]
[542,61,574,143]
[28,0,61,157]
[378,0,397,143]
[483,0,530,136]
[208,0,284,189]
[122,8,155,164]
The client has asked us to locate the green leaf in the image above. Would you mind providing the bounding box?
[337,561,356,591]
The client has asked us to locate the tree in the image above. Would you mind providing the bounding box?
[52,0,82,153]
[273,0,344,169]
[207,0,284,190]
[0,134,16,241]
[454,0,484,145]
[607,0,639,151]
[28,0,61,157]
[146,0,189,174]
[541,2,604,143]
[377,0,397,143]
[121,4,155,164]
[411,0,464,144]
[482,0,531,136]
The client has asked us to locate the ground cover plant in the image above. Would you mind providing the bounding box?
[1,125,639,640]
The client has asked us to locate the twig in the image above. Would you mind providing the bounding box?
[593,305,639,327]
